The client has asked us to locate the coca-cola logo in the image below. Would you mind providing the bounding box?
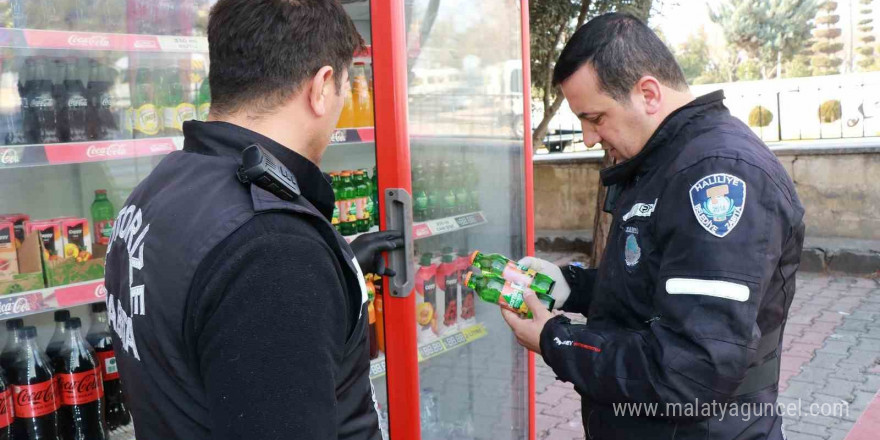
[0,297,35,315]
[87,143,129,158]
[30,96,54,108]
[95,284,107,298]
[60,373,99,395]
[15,386,53,407]
[68,96,88,108]
[0,149,19,165]
[67,34,111,48]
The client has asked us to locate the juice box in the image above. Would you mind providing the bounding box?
[59,218,93,261]
[26,220,63,261]
[0,214,29,249]
[0,222,19,278]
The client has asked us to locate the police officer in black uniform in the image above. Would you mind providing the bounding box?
[503,14,805,440]
[103,1,399,439]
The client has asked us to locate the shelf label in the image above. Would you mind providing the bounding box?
[418,340,445,360]
[429,218,457,235]
[0,293,46,317]
[455,212,485,228]
[462,324,488,342]
[369,358,386,378]
[55,281,106,307]
[441,332,467,350]
[126,35,161,51]
[330,130,348,144]
[156,36,209,53]
[44,138,178,165]
[23,30,124,51]
[413,224,432,239]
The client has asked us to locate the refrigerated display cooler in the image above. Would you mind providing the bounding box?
[0,0,536,439]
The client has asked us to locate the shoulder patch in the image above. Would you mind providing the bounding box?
[689,173,746,238]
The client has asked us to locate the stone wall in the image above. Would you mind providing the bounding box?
[535,148,880,240]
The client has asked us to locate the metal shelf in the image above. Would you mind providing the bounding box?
[0,127,374,169]
[0,279,105,320]
[369,322,488,380]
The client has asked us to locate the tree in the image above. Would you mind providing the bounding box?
[811,1,844,75]
[856,0,877,71]
[710,0,819,79]
[676,27,711,83]
[529,0,655,150]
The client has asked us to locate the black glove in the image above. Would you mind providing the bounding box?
[349,230,405,277]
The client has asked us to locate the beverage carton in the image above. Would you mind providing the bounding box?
[25,220,63,261]
[0,214,30,249]
[58,218,93,262]
[0,222,19,278]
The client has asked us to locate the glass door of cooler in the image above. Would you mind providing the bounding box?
[397,0,531,439]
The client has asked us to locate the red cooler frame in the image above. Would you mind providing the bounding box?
[371,0,536,439]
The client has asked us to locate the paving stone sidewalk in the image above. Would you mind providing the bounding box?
[534,272,880,440]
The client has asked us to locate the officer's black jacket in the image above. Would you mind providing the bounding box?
[103,121,381,440]
[541,91,805,439]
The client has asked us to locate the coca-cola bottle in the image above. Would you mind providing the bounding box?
[20,58,36,144]
[10,326,59,440]
[2,58,26,146]
[59,59,88,142]
[0,319,24,373]
[86,61,118,141]
[45,310,70,361]
[29,58,59,145]
[0,364,14,440]
[54,318,107,440]
[86,303,129,430]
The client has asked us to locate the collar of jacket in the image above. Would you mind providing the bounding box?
[599,90,726,187]
[181,120,336,220]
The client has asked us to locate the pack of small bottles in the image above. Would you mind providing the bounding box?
[414,249,555,344]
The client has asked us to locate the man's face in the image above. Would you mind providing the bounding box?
[560,63,654,161]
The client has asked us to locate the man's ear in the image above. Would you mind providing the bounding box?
[308,66,336,117]
[635,76,662,115]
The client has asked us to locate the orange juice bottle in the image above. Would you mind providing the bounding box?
[351,62,374,127]
[336,72,355,129]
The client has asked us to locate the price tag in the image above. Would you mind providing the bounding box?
[442,332,467,350]
[429,218,457,235]
[369,359,386,378]
[462,324,488,342]
[418,340,445,359]
[454,213,483,228]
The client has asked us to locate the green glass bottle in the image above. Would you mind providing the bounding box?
[464,271,554,318]
[132,68,159,138]
[469,251,555,294]
[339,172,356,236]
[197,78,211,121]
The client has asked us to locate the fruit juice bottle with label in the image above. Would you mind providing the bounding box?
[351,62,373,127]
[455,248,476,322]
[436,248,460,334]
[414,253,438,343]
[0,214,30,250]
[91,190,115,246]
[336,74,354,129]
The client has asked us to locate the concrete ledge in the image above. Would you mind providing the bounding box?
[768,137,880,156]
[804,237,880,275]
[536,229,593,253]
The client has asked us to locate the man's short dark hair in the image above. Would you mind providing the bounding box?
[552,13,687,102]
[207,0,363,116]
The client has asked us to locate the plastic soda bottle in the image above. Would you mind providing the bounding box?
[354,171,370,233]
[463,271,555,318]
[132,68,159,138]
[469,251,555,294]
[336,78,354,129]
[91,190,115,246]
[197,79,211,121]
[351,62,373,127]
